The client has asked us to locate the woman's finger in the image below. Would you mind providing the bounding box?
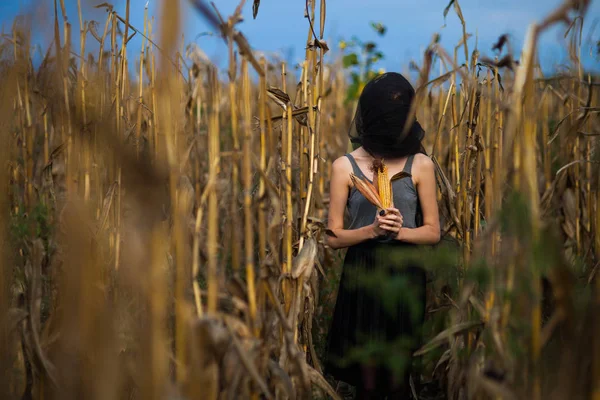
[381,225,400,232]
[385,208,401,216]
[379,215,400,223]
[379,219,399,228]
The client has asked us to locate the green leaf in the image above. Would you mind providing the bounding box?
[371,22,387,36]
[342,53,359,68]
[367,56,380,65]
[346,84,359,102]
[465,257,491,290]
[364,42,377,53]
[350,35,363,46]
[365,70,378,81]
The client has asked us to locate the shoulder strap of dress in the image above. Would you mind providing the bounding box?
[344,153,364,178]
[403,154,415,174]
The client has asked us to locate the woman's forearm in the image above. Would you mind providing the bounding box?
[327,225,377,249]
[397,225,440,245]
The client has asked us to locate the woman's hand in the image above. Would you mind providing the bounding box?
[369,212,388,238]
[327,155,391,249]
[375,208,403,237]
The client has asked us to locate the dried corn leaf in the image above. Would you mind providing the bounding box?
[5,308,28,331]
[291,238,317,280]
[308,365,342,400]
[562,188,578,222]
[307,39,330,54]
[472,375,517,400]
[433,349,452,375]
[268,360,295,399]
[226,276,248,302]
[267,87,291,109]
[94,2,114,12]
[95,182,118,235]
[364,178,379,200]
[492,34,509,52]
[224,321,274,400]
[390,171,412,181]
[414,321,483,356]
[563,222,576,240]
[222,314,252,339]
[443,1,456,21]
[187,319,221,400]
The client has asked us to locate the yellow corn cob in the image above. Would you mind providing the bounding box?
[378,162,391,209]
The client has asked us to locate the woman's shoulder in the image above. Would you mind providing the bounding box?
[412,153,435,182]
[331,155,354,186]
[331,154,353,172]
[412,153,434,170]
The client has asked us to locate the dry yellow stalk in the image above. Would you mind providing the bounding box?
[2,0,598,398]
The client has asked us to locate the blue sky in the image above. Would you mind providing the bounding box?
[1,0,599,75]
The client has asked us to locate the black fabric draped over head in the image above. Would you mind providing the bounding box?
[349,72,425,159]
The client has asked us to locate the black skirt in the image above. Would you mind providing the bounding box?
[324,239,427,388]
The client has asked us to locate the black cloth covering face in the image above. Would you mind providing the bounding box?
[348,72,426,159]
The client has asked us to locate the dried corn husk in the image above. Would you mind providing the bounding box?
[350,173,383,209]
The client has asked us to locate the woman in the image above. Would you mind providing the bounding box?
[324,72,440,399]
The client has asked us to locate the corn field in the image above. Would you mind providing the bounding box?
[0,0,599,399]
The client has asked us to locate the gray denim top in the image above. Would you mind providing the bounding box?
[345,153,419,242]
